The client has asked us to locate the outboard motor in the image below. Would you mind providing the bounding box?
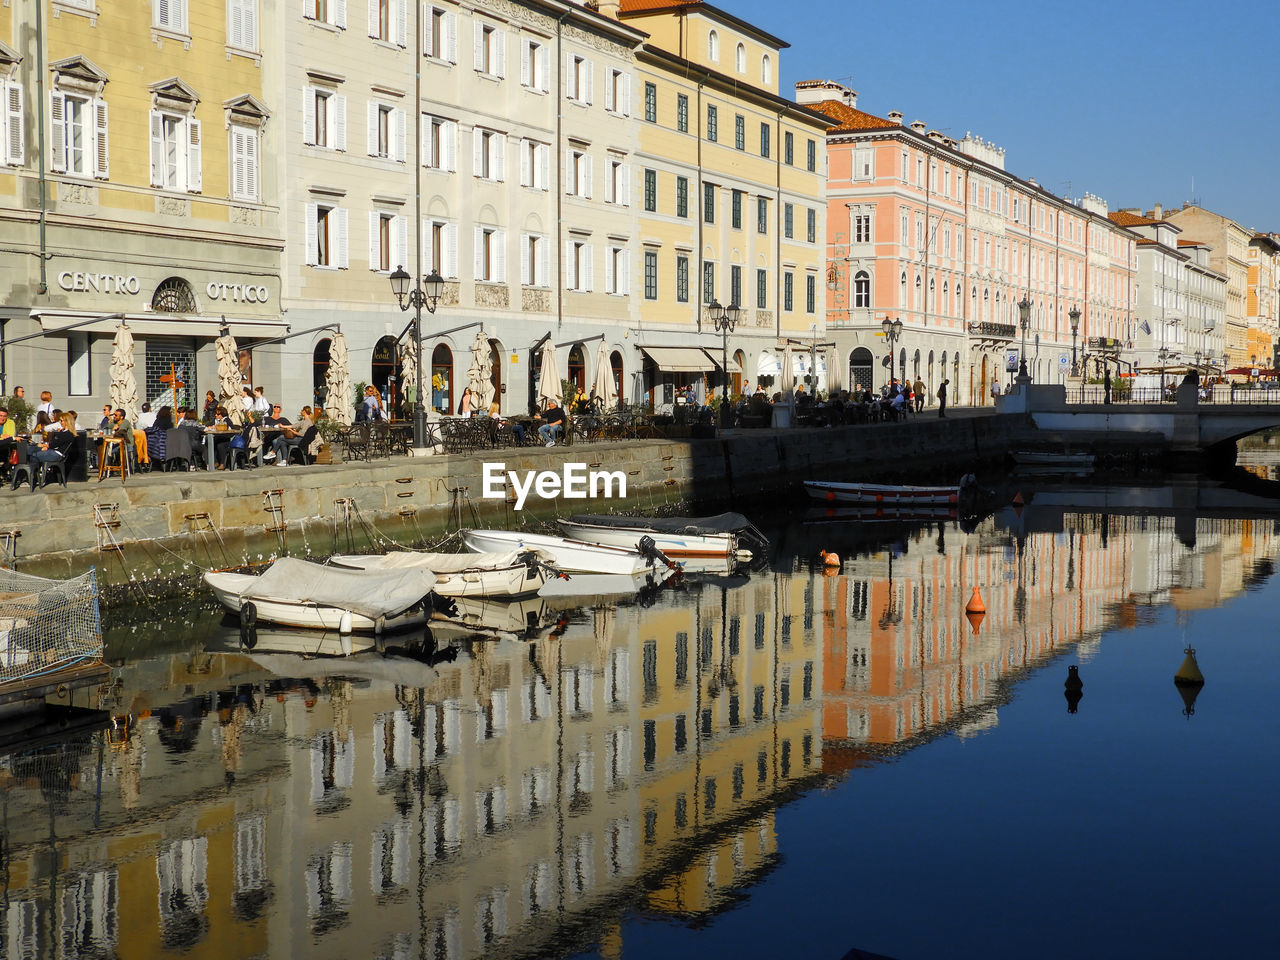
[637,535,677,570]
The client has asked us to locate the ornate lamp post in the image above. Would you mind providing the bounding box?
[1158,345,1169,398]
[706,299,741,424]
[1017,297,1031,381]
[881,316,903,386]
[389,266,445,449]
[1069,306,1081,378]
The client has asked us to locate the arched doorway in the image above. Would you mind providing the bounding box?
[912,349,921,379]
[488,338,503,411]
[849,347,873,392]
[313,339,331,410]
[610,351,624,406]
[567,343,586,394]
[732,349,745,396]
[372,336,397,412]
[431,343,453,413]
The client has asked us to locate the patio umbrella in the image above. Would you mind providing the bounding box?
[591,340,616,410]
[826,345,843,394]
[536,343,561,407]
[780,343,794,398]
[467,329,494,410]
[325,331,353,425]
[109,322,139,421]
[215,332,244,425]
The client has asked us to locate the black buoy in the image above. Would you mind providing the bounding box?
[1064,665,1083,714]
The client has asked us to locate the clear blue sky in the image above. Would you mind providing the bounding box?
[735,0,1280,230]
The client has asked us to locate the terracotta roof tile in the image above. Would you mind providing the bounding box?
[808,99,896,133]
[1107,210,1159,228]
[619,0,701,12]
[1177,239,1206,247]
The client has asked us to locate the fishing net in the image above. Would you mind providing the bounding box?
[0,568,102,683]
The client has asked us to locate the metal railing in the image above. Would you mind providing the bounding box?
[1063,384,1280,405]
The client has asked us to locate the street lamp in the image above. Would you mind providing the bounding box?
[1158,345,1169,398]
[1017,297,1031,381]
[707,299,741,424]
[1069,306,1081,378]
[389,265,446,449]
[881,316,904,386]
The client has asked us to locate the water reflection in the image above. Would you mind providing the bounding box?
[0,504,1277,959]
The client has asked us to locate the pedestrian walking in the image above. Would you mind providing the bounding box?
[913,377,926,413]
[937,379,949,418]
[990,380,1002,403]
[1104,368,1112,405]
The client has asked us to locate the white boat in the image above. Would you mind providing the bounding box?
[804,480,961,505]
[557,513,764,560]
[463,529,664,576]
[203,557,437,634]
[329,550,548,599]
[432,596,551,641]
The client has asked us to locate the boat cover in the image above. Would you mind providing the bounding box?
[237,557,436,620]
[338,550,541,573]
[568,513,755,536]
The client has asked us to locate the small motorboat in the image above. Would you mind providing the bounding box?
[463,530,670,576]
[203,557,437,634]
[804,480,961,505]
[329,550,549,599]
[431,596,552,642]
[557,513,765,560]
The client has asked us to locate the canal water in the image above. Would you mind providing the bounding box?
[3,468,1279,959]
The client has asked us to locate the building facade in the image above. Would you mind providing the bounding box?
[1166,203,1252,370]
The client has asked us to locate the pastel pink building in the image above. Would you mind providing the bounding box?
[798,81,1138,404]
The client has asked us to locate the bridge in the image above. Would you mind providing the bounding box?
[998,382,1280,457]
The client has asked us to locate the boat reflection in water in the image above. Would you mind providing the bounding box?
[0,500,1276,960]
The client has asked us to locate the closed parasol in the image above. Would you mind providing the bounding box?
[467,329,494,410]
[109,322,139,421]
[215,332,244,425]
[537,343,561,407]
[325,331,353,425]
[590,340,616,410]
[780,343,794,397]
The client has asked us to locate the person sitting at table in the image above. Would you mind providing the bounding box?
[98,404,113,431]
[202,390,217,425]
[38,391,55,418]
[0,407,17,467]
[136,402,156,430]
[28,416,76,487]
[537,399,566,446]
[30,410,52,439]
[108,408,134,468]
[487,400,526,444]
[210,407,234,468]
[270,406,313,466]
[357,384,385,422]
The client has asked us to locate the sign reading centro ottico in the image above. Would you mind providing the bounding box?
[56,272,270,304]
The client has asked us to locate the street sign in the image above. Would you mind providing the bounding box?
[1005,351,1019,372]
[1058,353,1069,368]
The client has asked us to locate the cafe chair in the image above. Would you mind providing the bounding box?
[9,443,36,491]
[163,428,194,472]
[287,425,319,465]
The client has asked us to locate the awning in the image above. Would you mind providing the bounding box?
[757,352,781,377]
[706,353,741,373]
[31,310,290,340]
[641,346,718,372]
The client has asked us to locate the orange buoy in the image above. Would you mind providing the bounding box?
[965,609,986,635]
[1012,491,1025,505]
[819,549,841,567]
[965,586,986,614]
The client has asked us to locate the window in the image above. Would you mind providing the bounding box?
[706,104,717,142]
[702,261,715,303]
[784,131,793,165]
[853,271,870,308]
[605,69,630,115]
[731,189,742,229]
[783,271,794,311]
[783,203,793,239]
[853,147,873,180]
[521,39,549,93]
[68,332,91,396]
[305,0,345,28]
[368,211,406,273]
[306,202,348,268]
[605,245,628,295]
[474,21,505,77]
[567,55,593,104]
[229,124,260,201]
[806,208,816,243]
[423,114,458,171]
[228,0,259,51]
[761,53,771,86]
[703,182,715,223]
[368,0,406,45]
[367,102,405,160]
[756,269,766,308]
[853,213,871,243]
[644,250,658,300]
[760,122,770,158]
[734,114,745,150]
[566,147,591,197]
[423,5,457,63]
[304,86,346,150]
[422,218,458,277]
[474,127,504,181]
[2,79,23,167]
[566,239,593,291]
[149,110,201,192]
[676,255,689,303]
[606,157,629,205]
[676,93,688,132]
[806,274,815,313]
[735,42,745,73]
[154,0,190,34]
[643,168,656,212]
[707,29,719,62]
[807,138,816,172]
[643,82,657,122]
[51,91,108,179]
[676,176,688,218]
[474,226,506,282]
[730,265,742,307]
[519,137,549,189]
[757,196,768,234]
[520,232,549,287]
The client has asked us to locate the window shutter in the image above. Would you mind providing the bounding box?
[422,6,434,52]
[520,234,531,286]
[244,0,258,49]
[394,109,405,162]
[157,0,171,29]
[622,75,631,116]
[303,87,315,145]
[334,95,347,151]
[230,0,243,48]
[604,164,613,203]
[583,155,592,199]
[369,211,380,270]
[149,111,163,186]
[604,73,614,112]
[521,41,531,87]
[520,139,530,187]
[335,207,349,267]
[335,0,347,30]
[493,133,504,182]
[305,203,318,265]
[187,118,201,192]
[444,12,457,63]
[565,150,574,195]
[619,250,629,295]
[538,143,548,190]
[444,222,457,278]
[473,129,483,177]
[538,236,549,286]
[244,127,259,200]
[395,0,406,46]
[366,101,377,155]
[605,247,614,294]
[537,46,549,92]
[421,218,433,272]
[421,116,433,166]
[473,22,484,72]
[444,120,456,171]
[474,226,484,279]
[93,100,109,179]
[565,241,576,290]
[494,229,506,283]
[231,128,246,199]
[565,54,575,99]
[50,92,66,173]
[620,164,630,206]
[305,0,318,20]
[584,60,593,104]
[368,0,378,38]
[583,244,593,291]
[495,31,505,78]
[394,215,408,272]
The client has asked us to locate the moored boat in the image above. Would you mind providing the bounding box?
[557,513,765,560]
[804,480,961,505]
[329,550,549,599]
[203,557,437,634]
[463,529,667,576]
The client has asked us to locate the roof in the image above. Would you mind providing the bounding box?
[619,0,789,49]
[620,0,700,10]
[808,99,897,133]
[1177,238,1208,247]
[1107,210,1160,228]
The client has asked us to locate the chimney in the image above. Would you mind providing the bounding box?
[843,88,857,108]
[597,0,620,19]
[926,130,945,143]
[795,80,854,107]
[909,120,926,133]
[1151,202,1163,220]
[887,110,903,125]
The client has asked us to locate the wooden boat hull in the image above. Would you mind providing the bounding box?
[329,555,546,599]
[204,571,428,633]
[804,481,960,505]
[556,519,740,558]
[463,530,652,575]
